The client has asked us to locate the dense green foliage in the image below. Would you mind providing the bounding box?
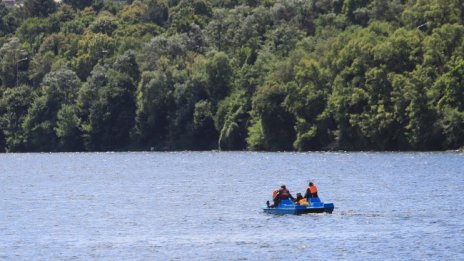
[0,0,463,152]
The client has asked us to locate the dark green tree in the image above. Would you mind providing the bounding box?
[134,70,173,148]
[113,50,140,82]
[0,37,27,88]
[143,0,169,25]
[205,51,232,104]
[55,104,83,151]
[22,67,81,151]
[24,0,57,18]
[216,91,249,150]
[84,69,136,151]
[0,4,9,37]
[0,85,35,151]
[430,58,464,148]
[63,0,94,10]
[249,82,296,151]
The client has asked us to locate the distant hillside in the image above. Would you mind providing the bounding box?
[0,0,463,152]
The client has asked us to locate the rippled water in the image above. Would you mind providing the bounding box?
[1,152,463,260]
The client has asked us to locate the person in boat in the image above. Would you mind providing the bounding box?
[295,193,309,206]
[267,188,280,208]
[266,185,295,208]
[304,182,318,198]
[276,185,295,204]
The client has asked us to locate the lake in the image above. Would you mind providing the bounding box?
[1,152,463,260]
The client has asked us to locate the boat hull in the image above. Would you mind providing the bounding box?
[262,199,334,215]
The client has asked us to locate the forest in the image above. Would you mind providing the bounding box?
[0,0,463,152]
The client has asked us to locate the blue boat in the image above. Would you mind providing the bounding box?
[263,198,335,215]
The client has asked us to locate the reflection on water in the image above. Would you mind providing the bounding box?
[1,152,463,260]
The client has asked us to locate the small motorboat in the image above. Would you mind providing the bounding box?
[262,198,334,215]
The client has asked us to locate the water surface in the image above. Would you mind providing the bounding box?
[1,152,463,260]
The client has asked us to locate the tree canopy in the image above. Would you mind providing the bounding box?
[0,0,463,152]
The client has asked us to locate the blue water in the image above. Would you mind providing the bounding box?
[1,152,463,260]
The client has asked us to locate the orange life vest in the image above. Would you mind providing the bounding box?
[298,198,309,206]
[309,185,318,194]
[272,189,279,200]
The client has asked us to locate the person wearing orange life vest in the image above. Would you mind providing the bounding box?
[295,193,309,206]
[276,185,295,205]
[266,185,295,208]
[267,188,280,208]
[272,188,280,206]
[304,182,318,198]
[272,188,279,201]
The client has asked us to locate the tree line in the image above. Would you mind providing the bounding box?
[0,0,463,152]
